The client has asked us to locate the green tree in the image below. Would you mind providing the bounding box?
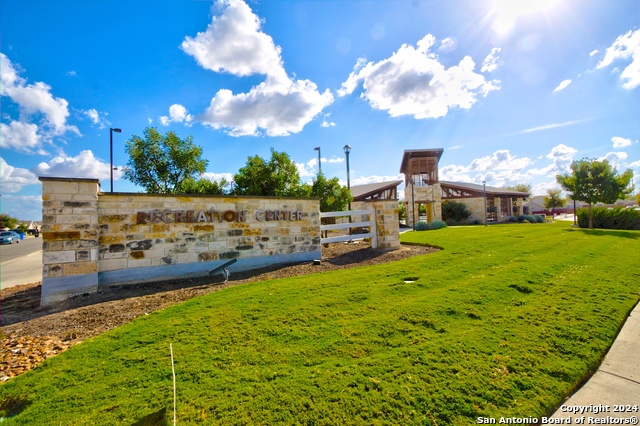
[556,158,633,229]
[398,202,406,221]
[0,214,18,230]
[17,223,29,233]
[308,172,352,212]
[234,148,305,197]
[543,188,565,215]
[180,177,227,195]
[505,183,532,201]
[123,127,208,194]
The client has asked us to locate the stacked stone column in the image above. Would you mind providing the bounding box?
[40,177,100,305]
[357,200,401,250]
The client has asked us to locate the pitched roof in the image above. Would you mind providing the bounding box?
[399,149,444,174]
[440,181,530,197]
[350,180,403,200]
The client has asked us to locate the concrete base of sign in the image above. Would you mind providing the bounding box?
[41,273,99,306]
[97,250,321,288]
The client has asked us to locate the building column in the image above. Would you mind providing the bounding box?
[40,177,100,305]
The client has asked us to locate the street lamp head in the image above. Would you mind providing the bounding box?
[343,145,351,154]
[482,181,486,186]
[314,147,320,151]
[111,128,122,133]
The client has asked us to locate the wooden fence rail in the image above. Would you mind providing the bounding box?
[320,209,377,249]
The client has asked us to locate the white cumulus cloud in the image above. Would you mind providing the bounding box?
[31,150,118,181]
[202,172,233,182]
[599,151,628,171]
[160,104,193,126]
[0,53,78,138]
[481,47,502,73]
[82,108,109,129]
[0,157,39,193]
[440,145,578,191]
[0,121,45,154]
[182,0,332,136]
[181,0,287,83]
[338,34,500,119]
[611,136,632,148]
[596,29,640,89]
[439,37,457,53]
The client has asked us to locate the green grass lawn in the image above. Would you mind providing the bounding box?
[1,222,639,425]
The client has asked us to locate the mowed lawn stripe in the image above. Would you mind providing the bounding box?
[0,221,638,425]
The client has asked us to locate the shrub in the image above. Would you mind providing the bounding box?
[414,220,429,231]
[534,215,545,223]
[442,200,471,224]
[517,215,526,222]
[507,216,518,223]
[577,207,640,230]
[429,220,448,230]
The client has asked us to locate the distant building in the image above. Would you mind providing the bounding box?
[348,148,534,226]
[399,149,530,226]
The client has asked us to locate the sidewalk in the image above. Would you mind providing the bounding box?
[0,245,43,289]
[550,301,640,420]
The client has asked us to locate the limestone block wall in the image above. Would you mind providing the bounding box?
[353,200,400,250]
[40,177,100,304]
[40,177,321,305]
[96,194,321,287]
[403,183,442,228]
[455,197,526,224]
[458,198,487,223]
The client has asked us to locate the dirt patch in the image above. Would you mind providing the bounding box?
[1,241,437,381]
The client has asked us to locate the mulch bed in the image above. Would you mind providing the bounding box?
[1,241,437,382]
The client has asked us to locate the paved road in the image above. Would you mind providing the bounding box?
[0,237,43,289]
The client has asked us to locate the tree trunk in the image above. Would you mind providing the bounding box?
[588,203,593,229]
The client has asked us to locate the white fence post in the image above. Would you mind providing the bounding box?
[320,209,377,249]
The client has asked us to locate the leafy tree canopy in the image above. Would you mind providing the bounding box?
[180,177,227,196]
[308,172,352,212]
[505,183,532,200]
[0,213,18,230]
[123,127,208,194]
[556,158,633,228]
[543,188,566,213]
[234,148,305,197]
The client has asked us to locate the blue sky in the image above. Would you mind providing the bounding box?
[1,0,639,221]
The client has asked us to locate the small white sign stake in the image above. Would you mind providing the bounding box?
[170,343,176,426]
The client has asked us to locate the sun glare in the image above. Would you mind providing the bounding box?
[491,0,558,36]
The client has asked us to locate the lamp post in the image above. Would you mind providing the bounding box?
[482,181,487,226]
[110,128,122,193]
[343,145,351,211]
[314,147,321,174]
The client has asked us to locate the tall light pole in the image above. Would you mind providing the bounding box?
[314,147,321,174]
[482,181,487,226]
[343,145,351,211]
[110,128,122,193]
